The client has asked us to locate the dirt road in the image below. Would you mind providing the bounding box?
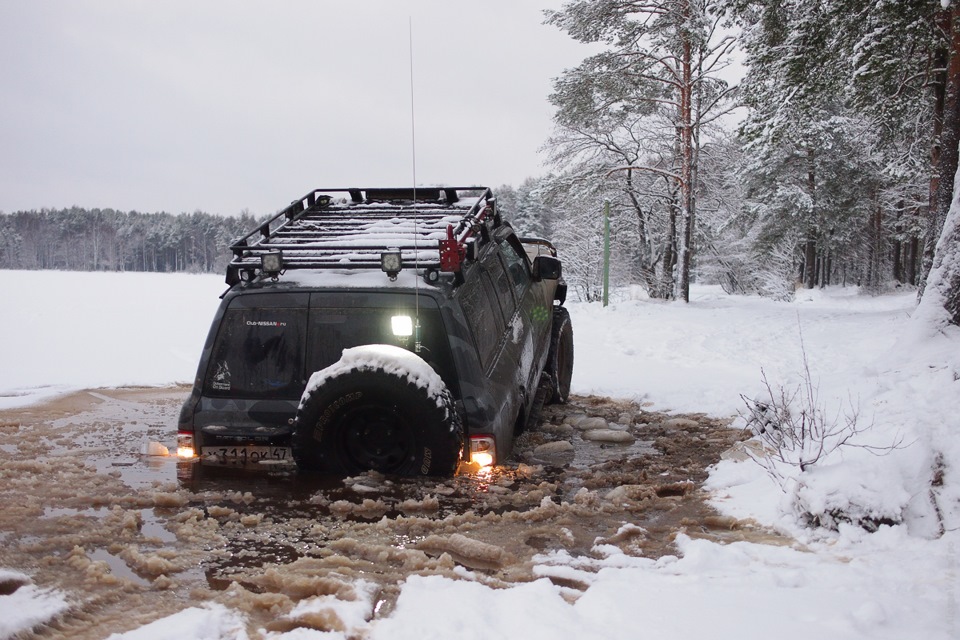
[0,387,762,638]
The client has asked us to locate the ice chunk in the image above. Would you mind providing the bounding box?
[139,440,169,456]
[720,440,770,462]
[662,417,699,430]
[581,429,635,443]
[416,533,508,570]
[534,441,574,456]
[567,416,609,431]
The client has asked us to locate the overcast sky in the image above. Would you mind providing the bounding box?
[0,1,594,216]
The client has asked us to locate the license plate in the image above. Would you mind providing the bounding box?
[201,446,291,465]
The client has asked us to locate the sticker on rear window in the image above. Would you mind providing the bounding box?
[212,361,231,391]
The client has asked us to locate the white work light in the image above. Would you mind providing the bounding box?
[391,315,414,337]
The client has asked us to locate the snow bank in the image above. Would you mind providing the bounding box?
[705,291,960,538]
[103,604,248,640]
[371,575,587,640]
[0,570,69,639]
[82,526,958,640]
[368,529,959,640]
[568,285,960,540]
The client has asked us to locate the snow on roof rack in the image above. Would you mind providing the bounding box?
[226,186,499,285]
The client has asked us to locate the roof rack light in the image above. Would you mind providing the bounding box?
[380,249,403,281]
[261,250,284,278]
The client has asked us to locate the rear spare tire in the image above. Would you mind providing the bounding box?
[546,306,574,404]
[292,345,462,476]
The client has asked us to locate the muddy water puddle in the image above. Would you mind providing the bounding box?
[0,386,782,638]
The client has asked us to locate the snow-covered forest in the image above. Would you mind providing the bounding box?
[0,209,254,273]
[498,0,960,330]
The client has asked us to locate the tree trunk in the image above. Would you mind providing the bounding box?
[917,183,960,327]
[922,7,960,296]
[893,201,904,283]
[804,148,817,289]
[803,237,817,289]
[675,12,694,303]
[625,168,658,294]
[908,207,922,285]
[868,199,883,292]
[663,186,678,298]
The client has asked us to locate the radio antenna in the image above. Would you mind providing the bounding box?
[409,17,423,353]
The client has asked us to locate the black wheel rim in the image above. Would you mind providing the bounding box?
[337,403,415,473]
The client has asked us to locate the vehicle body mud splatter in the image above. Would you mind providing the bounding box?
[0,387,780,638]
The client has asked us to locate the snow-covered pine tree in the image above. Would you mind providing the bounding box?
[546,0,737,301]
[728,0,956,297]
[495,179,553,242]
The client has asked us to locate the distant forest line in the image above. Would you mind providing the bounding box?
[0,208,258,273]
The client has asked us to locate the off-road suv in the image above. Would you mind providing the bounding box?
[177,187,573,476]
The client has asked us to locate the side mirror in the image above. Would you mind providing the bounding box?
[532,255,562,281]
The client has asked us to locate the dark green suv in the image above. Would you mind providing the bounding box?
[177,187,573,476]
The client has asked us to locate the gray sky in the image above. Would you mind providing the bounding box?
[0,1,592,216]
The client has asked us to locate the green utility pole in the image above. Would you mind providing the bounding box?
[603,199,610,307]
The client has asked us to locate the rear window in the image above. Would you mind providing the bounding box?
[204,292,458,399]
[305,301,458,395]
[205,306,307,399]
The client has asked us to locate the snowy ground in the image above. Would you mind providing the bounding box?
[0,271,225,409]
[1,270,958,639]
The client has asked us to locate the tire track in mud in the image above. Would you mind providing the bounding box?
[0,387,780,638]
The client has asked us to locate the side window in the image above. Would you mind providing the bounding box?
[486,254,516,323]
[457,270,502,371]
[501,240,531,301]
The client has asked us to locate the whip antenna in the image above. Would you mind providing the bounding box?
[409,17,422,352]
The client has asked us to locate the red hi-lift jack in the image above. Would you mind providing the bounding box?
[438,204,494,273]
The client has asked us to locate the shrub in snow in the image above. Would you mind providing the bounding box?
[739,332,906,532]
[740,368,876,477]
[790,460,912,532]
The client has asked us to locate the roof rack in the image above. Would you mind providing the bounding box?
[226,186,500,285]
